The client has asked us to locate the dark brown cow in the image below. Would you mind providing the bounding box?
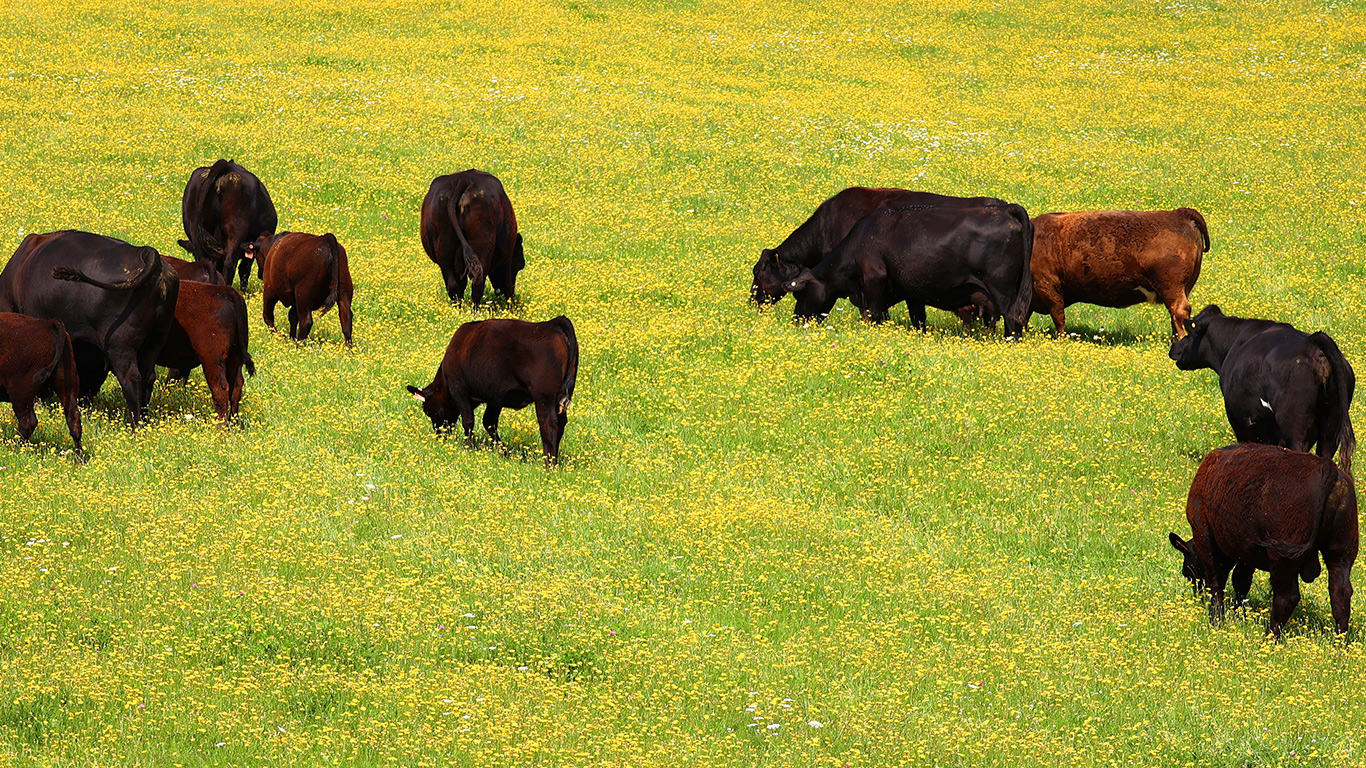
[179,159,278,290]
[420,169,523,304]
[0,231,179,426]
[252,232,354,346]
[1030,208,1209,338]
[1169,443,1358,639]
[407,316,577,464]
[164,255,223,285]
[157,281,255,421]
[0,313,81,457]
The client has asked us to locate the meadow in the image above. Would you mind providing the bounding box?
[1,0,1364,765]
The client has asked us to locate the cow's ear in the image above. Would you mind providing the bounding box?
[406,385,427,404]
[786,272,814,291]
[1169,532,1190,554]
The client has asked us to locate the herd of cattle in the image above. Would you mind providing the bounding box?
[0,163,1357,638]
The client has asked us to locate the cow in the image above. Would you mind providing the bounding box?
[252,232,354,346]
[1169,305,1355,475]
[1169,443,1357,638]
[0,313,82,457]
[1030,208,1209,338]
[420,169,524,304]
[164,254,223,285]
[750,187,1008,307]
[179,159,278,290]
[407,316,577,464]
[784,204,1034,338]
[157,280,255,421]
[0,231,179,427]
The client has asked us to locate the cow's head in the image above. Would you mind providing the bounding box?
[407,384,454,432]
[787,271,837,322]
[1168,304,1222,371]
[248,234,276,267]
[751,249,796,307]
[1168,533,1205,595]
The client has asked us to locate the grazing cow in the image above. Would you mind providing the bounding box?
[0,313,82,456]
[0,231,179,426]
[252,232,354,346]
[157,281,256,420]
[785,204,1034,337]
[1030,208,1209,338]
[407,316,578,463]
[1170,305,1355,475]
[179,159,278,290]
[1169,443,1357,638]
[420,169,524,304]
[750,187,1008,306]
[164,255,223,285]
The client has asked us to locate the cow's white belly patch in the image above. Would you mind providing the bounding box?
[1260,398,1274,412]
[1136,286,1159,304]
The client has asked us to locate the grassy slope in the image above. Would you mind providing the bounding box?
[0,0,1363,765]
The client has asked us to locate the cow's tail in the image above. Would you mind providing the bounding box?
[1310,332,1356,477]
[1179,207,1211,253]
[52,246,161,291]
[445,193,484,285]
[319,233,342,314]
[1004,203,1034,338]
[551,315,578,415]
[35,319,69,387]
[189,159,236,259]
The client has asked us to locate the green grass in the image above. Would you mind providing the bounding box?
[0,0,1364,765]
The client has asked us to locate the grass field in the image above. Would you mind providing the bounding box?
[1,0,1365,765]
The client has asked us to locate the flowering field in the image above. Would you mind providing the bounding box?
[1,0,1364,765]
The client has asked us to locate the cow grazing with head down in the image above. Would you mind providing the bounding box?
[179,159,278,290]
[157,280,255,421]
[0,231,179,427]
[408,316,577,464]
[1169,305,1355,475]
[1030,208,1209,338]
[164,254,223,285]
[252,232,354,346]
[1169,443,1357,639]
[750,186,1008,307]
[421,170,523,305]
[785,204,1034,338]
[0,313,82,457]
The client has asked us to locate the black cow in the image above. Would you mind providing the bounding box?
[784,204,1035,337]
[0,231,179,426]
[750,187,1007,306]
[1170,305,1355,475]
[179,159,278,290]
[420,169,524,304]
[1169,443,1357,638]
[407,316,577,464]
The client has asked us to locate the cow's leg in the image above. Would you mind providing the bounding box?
[106,348,146,427]
[1267,567,1302,640]
[1327,559,1354,636]
[11,397,37,442]
[907,303,927,331]
[287,306,299,340]
[296,308,315,342]
[455,397,476,446]
[236,254,253,293]
[1231,563,1255,608]
[441,264,467,303]
[1160,286,1193,340]
[227,360,245,420]
[482,405,502,443]
[534,398,561,465]
[470,275,487,306]
[263,289,279,331]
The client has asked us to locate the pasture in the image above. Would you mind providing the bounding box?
[1,0,1364,765]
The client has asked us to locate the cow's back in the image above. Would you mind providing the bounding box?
[445,318,569,400]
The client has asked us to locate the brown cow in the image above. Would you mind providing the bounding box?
[252,232,354,345]
[407,316,578,464]
[0,313,82,457]
[1030,208,1209,338]
[157,281,255,421]
[1169,443,1358,639]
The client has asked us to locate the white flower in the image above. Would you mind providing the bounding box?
[808,720,823,728]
